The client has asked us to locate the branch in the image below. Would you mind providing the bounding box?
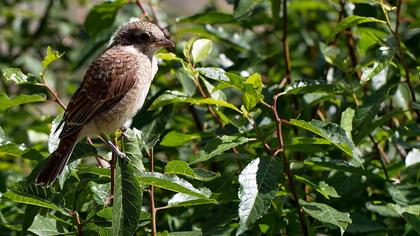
[272,94,308,236]
[69,211,83,236]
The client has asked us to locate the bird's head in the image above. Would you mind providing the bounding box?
[111,21,174,55]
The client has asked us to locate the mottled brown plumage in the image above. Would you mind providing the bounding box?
[36,21,174,186]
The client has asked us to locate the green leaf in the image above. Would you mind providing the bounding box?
[191,39,212,63]
[150,90,241,113]
[42,46,64,69]
[360,47,395,84]
[177,12,234,24]
[166,192,218,209]
[90,182,111,206]
[299,200,352,235]
[234,0,263,18]
[295,175,340,199]
[3,191,65,214]
[112,128,146,236]
[332,15,385,36]
[237,157,282,235]
[340,107,355,139]
[84,0,127,38]
[196,67,229,82]
[28,215,60,236]
[164,160,220,181]
[389,204,420,234]
[139,172,211,199]
[284,137,331,153]
[191,135,251,164]
[0,93,46,111]
[290,119,362,167]
[157,52,181,61]
[282,80,343,95]
[243,73,263,111]
[1,68,34,84]
[160,131,201,147]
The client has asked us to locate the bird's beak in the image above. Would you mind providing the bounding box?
[156,38,175,48]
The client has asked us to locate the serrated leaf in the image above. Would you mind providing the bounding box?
[164,160,220,181]
[191,135,251,164]
[290,119,362,167]
[160,131,201,147]
[150,90,241,113]
[295,175,340,199]
[196,67,229,82]
[0,93,46,111]
[282,80,343,95]
[299,200,352,235]
[139,172,211,199]
[1,68,34,84]
[3,191,65,214]
[332,15,385,36]
[28,215,60,236]
[191,39,212,63]
[166,191,218,209]
[42,46,64,69]
[84,0,127,38]
[112,128,146,236]
[236,157,282,235]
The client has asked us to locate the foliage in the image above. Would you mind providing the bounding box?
[1,0,420,235]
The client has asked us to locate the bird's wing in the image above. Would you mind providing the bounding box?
[59,48,140,138]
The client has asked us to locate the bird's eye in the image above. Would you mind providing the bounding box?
[139,32,150,41]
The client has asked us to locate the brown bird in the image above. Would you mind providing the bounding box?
[36,21,174,186]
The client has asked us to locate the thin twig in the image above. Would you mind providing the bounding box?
[135,0,152,21]
[36,83,66,109]
[369,135,389,180]
[392,0,420,121]
[272,94,308,236]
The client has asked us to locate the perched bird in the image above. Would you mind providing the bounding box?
[36,21,174,186]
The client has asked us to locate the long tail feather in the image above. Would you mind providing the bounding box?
[36,132,79,186]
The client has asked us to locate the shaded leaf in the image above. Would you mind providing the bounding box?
[164,160,220,181]
[237,157,282,235]
[3,191,65,214]
[299,200,352,235]
[0,93,46,111]
[150,90,241,113]
[28,215,60,236]
[177,12,234,24]
[295,175,340,199]
[84,0,127,38]
[332,15,385,36]
[160,131,201,147]
[191,135,251,164]
[234,0,263,18]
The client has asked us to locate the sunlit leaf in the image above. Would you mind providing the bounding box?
[191,39,212,64]
[290,119,362,167]
[42,46,64,69]
[282,80,343,95]
[112,128,146,236]
[1,68,35,84]
[237,157,282,235]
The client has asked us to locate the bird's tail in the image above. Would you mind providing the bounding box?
[36,132,79,186]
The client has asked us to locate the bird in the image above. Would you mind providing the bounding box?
[36,20,174,186]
